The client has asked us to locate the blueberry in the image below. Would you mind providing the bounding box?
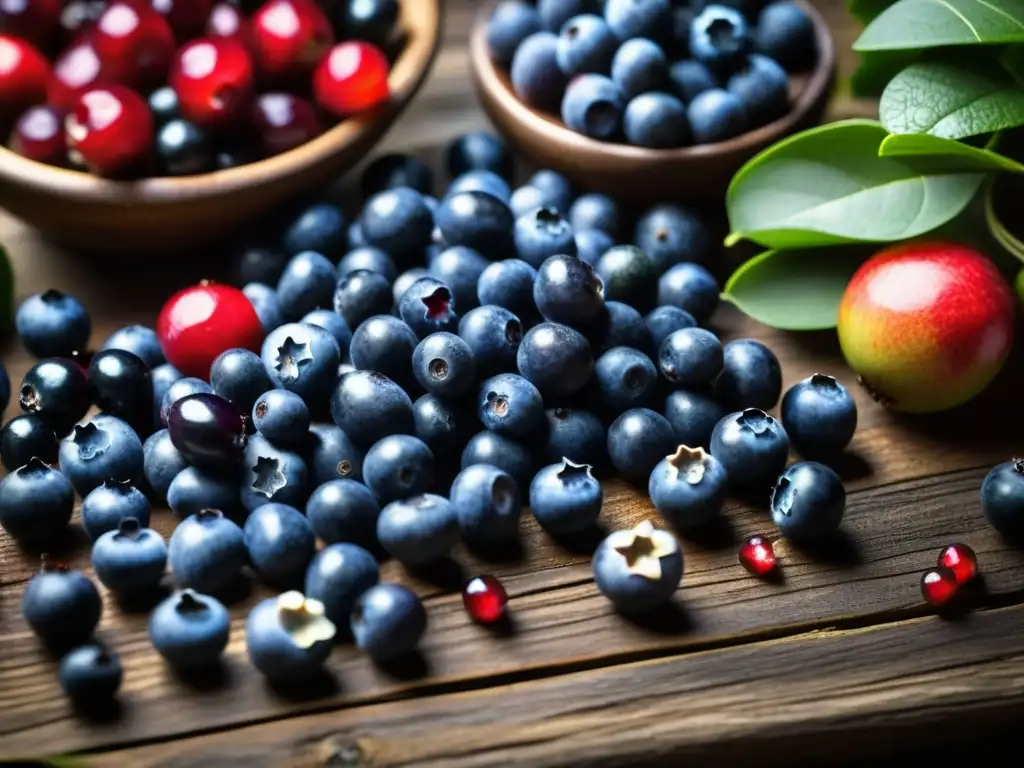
[300,309,352,359]
[594,346,658,413]
[771,461,846,541]
[331,370,414,447]
[710,408,789,487]
[262,322,341,406]
[634,204,714,273]
[447,170,512,204]
[429,246,488,313]
[462,430,534,491]
[148,86,180,124]
[668,59,719,103]
[511,31,568,111]
[658,328,724,388]
[361,187,434,262]
[478,374,544,439]
[0,457,74,543]
[514,207,578,269]
[478,259,539,322]
[534,254,605,328]
[160,376,214,427]
[102,325,164,368]
[156,118,212,175]
[89,348,152,432]
[333,269,394,329]
[246,591,337,681]
[644,306,697,351]
[361,153,434,197]
[592,520,682,612]
[276,251,336,322]
[530,459,602,534]
[149,589,230,670]
[607,408,676,481]
[151,362,184,426]
[348,218,366,248]
[728,53,789,127]
[569,193,618,239]
[167,465,242,520]
[377,494,459,566]
[715,339,782,411]
[586,300,656,358]
[561,74,625,141]
[169,509,246,594]
[411,332,476,398]
[305,478,379,548]
[516,321,594,396]
[392,267,429,308]
[58,644,122,703]
[604,0,671,42]
[243,503,316,587]
[363,434,434,504]
[509,184,549,218]
[0,413,57,471]
[59,416,145,497]
[351,583,426,661]
[780,373,857,458]
[21,561,102,648]
[624,92,690,148]
[691,4,753,72]
[81,479,151,540]
[242,433,310,511]
[19,357,91,437]
[981,460,1024,540]
[667,5,695,58]
[448,463,520,544]
[446,131,514,180]
[663,389,725,450]
[575,228,615,266]
[349,315,419,390]
[649,446,728,531]
[688,88,748,143]
[459,305,523,378]
[435,191,515,259]
[555,14,617,76]
[528,170,576,212]
[144,429,189,504]
[231,245,288,287]
[91,517,167,595]
[16,290,91,359]
[305,541,380,627]
[243,282,285,334]
[755,1,816,72]
[542,407,606,467]
[252,389,310,447]
[595,245,658,314]
[538,0,597,32]
[337,246,398,283]
[657,262,720,323]
[611,38,669,100]
[282,202,347,261]
[398,277,459,340]
[304,422,365,485]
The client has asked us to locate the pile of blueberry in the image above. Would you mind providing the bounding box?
[487,0,817,147]
[0,0,399,178]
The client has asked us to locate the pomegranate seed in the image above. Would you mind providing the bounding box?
[207,2,253,49]
[151,0,214,41]
[738,535,777,577]
[314,41,390,118]
[462,575,508,624]
[48,39,106,114]
[9,105,66,165]
[0,0,61,46]
[251,0,334,78]
[251,92,322,156]
[920,566,959,608]
[0,35,51,120]
[937,543,977,585]
[93,1,176,89]
[65,85,153,176]
[169,37,255,129]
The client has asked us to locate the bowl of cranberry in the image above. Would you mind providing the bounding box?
[470,0,834,206]
[0,0,442,255]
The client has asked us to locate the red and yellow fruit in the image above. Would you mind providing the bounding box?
[837,242,1016,413]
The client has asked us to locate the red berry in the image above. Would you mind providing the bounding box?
[151,0,214,41]
[314,41,390,118]
[65,85,153,177]
[463,575,508,624]
[207,2,253,49]
[48,39,106,114]
[251,0,334,78]
[738,535,777,577]
[937,543,977,585]
[9,104,66,165]
[251,92,322,156]
[157,281,265,378]
[169,37,255,128]
[920,566,959,608]
[0,0,61,46]
[93,1,176,89]
[0,35,51,120]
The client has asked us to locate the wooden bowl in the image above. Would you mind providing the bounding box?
[470,0,835,206]
[0,0,443,256]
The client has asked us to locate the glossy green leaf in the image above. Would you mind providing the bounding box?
[723,249,869,331]
[1003,45,1024,86]
[854,0,1024,51]
[879,132,1024,173]
[725,120,986,249]
[847,0,899,25]
[851,50,920,97]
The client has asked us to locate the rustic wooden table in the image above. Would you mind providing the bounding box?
[3,2,1024,766]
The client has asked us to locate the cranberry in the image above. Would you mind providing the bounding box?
[169,37,255,128]
[207,2,253,49]
[0,0,61,46]
[251,92,321,156]
[250,0,334,78]
[166,392,248,469]
[0,35,51,119]
[463,575,508,624]
[150,0,214,41]
[157,281,264,378]
[314,41,390,118]
[937,543,977,585]
[9,105,66,165]
[738,535,777,577]
[48,39,106,113]
[65,85,153,176]
[920,566,959,608]
[93,1,176,89]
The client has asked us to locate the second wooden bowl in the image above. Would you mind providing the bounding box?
[470,1,835,206]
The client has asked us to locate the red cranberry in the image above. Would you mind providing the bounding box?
[48,39,106,113]
[9,105,66,165]
[0,35,51,119]
[738,535,777,577]
[251,0,334,78]
[150,0,214,41]
[937,543,977,585]
[251,92,321,156]
[0,0,61,45]
[93,1,176,89]
[65,85,153,176]
[207,2,253,49]
[920,566,959,608]
[169,37,255,128]
[157,281,264,378]
[463,575,508,624]
[314,41,390,118]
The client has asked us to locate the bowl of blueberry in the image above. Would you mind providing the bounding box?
[470,0,835,204]
[0,0,442,255]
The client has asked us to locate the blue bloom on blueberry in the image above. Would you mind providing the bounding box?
[0,456,74,544]
[727,53,789,127]
[663,389,726,450]
[478,373,545,438]
[91,517,167,596]
[102,324,164,369]
[781,373,857,457]
[569,193,619,239]
[167,465,243,520]
[462,430,535,491]
[611,38,669,100]
[459,305,524,378]
[668,59,719,103]
[542,407,607,468]
[351,583,427,661]
[337,246,397,283]
[435,191,516,259]
[304,542,380,627]
[360,187,434,262]
[253,389,311,447]
[447,169,513,204]
[16,289,91,359]
[276,251,336,322]
[246,591,337,682]
[511,31,568,111]
[755,0,817,72]
[243,503,316,587]
[710,408,790,488]
[304,422,365,486]
[160,376,213,427]
[623,92,689,149]
[657,262,720,324]
[333,269,394,330]
[981,459,1024,540]
[477,259,539,323]
[331,370,415,448]
[517,321,595,395]
[555,13,618,77]
[429,246,489,313]
[770,461,846,541]
[361,153,435,198]
[607,407,677,481]
[561,74,625,141]
[377,493,460,567]
[301,309,353,359]
[690,4,753,72]
[149,589,231,670]
[59,415,145,497]
[714,338,783,411]
[81,478,151,541]
[242,433,310,512]
[534,254,605,327]
[530,458,603,534]
[306,478,381,549]
[446,131,514,180]
[21,559,102,649]
[363,434,435,504]
[658,328,724,388]
[58,644,122,703]
[168,509,247,594]
[644,306,697,350]
[514,206,577,269]
[398,277,460,339]
[144,429,189,504]
[261,322,341,407]
[687,88,749,144]
[634,204,714,274]
[649,445,728,531]
[282,201,347,261]
[594,346,658,413]
[243,282,285,335]
[593,520,682,612]
[450,463,522,544]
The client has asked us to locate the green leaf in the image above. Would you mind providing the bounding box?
[851,50,920,97]
[854,0,1024,51]
[847,0,899,25]
[723,249,870,330]
[725,120,986,249]
[1003,45,1024,86]
[880,60,1024,139]
[879,131,1024,173]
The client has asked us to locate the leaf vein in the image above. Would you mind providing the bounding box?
[934,0,982,40]
[970,0,1024,31]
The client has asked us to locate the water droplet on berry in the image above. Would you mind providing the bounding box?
[739,535,776,577]
[937,543,977,585]
[920,566,958,608]
[463,575,508,624]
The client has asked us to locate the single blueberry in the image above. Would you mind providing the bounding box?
[20,357,92,437]
[663,389,726,450]
[333,269,394,330]
[771,461,846,541]
[331,370,414,447]
[755,0,817,72]
[231,245,288,287]
[360,187,434,263]
[624,92,690,148]
[160,376,213,427]
[447,170,512,204]
[634,205,714,273]
[59,415,145,497]
[88,349,153,435]
[981,460,1024,540]
[303,422,365,485]
[592,520,682,612]
[575,228,616,266]
[0,457,74,543]
[377,493,459,566]
[245,591,337,680]
[509,185,549,218]
[595,245,658,313]
[477,373,544,438]
[649,446,728,531]
[261,322,341,406]
[168,509,246,594]
[349,315,419,390]
[101,325,164,369]
[538,0,597,32]
[91,517,167,595]
[242,433,310,512]
[715,338,782,411]
[253,389,311,447]
[594,346,658,414]
[569,193,619,239]
[607,407,676,481]
[361,153,434,198]
[149,589,230,670]
[351,583,427,661]
[727,53,789,128]
[668,59,720,103]
[306,478,380,548]
[398,277,459,339]
[0,413,58,471]
[691,4,753,72]
[710,408,790,487]
[462,430,535,491]
[243,282,285,334]
[517,321,594,395]
[514,206,578,269]
[657,263,720,323]
[156,119,213,176]
[58,644,122,703]
[611,38,669,100]
[337,246,398,283]
[243,503,316,587]
[446,131,514,180]
[511,31,569,110]
[429,246,488,313]
[604,0,671,42]
[530,459,602,534]
[688,88,749,143]
[16,290,91,359]
[477,259,539,323]
[167,465,243,520]
[435,191,515,259]
[81,479,151,541]
[542,407,606,468]
[305,542,380,627]
[143,429,189,504]
[659,328,724,388]
[780,373,858,457]
[534,254,605,327]
[487,0,542,64]
[276,251,337,322]
[282,202,347,261]
[528,170,576,213]
[413,332,477,398]
[22,561,102,649]
[392,267,429,308]
[449,463,522,544]
[362,434,434,504]
[644,306,697,350]
[561,74,625,141]
[555,13,617,76]
[459,305,524,378]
